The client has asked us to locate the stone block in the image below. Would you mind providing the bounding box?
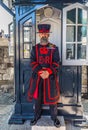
[4,48,8,57]
[3,68,14,80]
[4,58,9,63]
[0,64,7,69]
[82,65,87,70]
[82,77,87,81]
[3,74,10,80]
[0,57,3,63]
[1,84,13,92]
[0,70,6,74]
[6,68,14,74]
[0,37,8,46]
[7,63,14,67]
[9,57,14,63]
[7,68,14,80]
[82,80,87,85]
[0,48,4,57]
[0,74,2,80]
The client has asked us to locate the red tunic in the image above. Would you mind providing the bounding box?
[28,43,60,104]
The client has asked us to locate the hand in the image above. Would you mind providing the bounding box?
[40,70,49,79]
[38,70,43,75]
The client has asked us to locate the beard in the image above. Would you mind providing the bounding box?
[40,36,48,44]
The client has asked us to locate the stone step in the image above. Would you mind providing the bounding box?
[31,116,66,130]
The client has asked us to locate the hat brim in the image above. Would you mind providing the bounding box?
[36,32,52,33]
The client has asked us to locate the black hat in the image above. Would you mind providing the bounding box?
[37,24,51,33]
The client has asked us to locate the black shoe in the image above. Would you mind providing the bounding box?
[30,116,41,126]
[30,118,37,125]
[54,118,61,128]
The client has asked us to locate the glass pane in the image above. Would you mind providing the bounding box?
[23,18,33,59]
[66,26,76,42]
[9,23,14,56]
[10,23,14,44]
[67,9,76,24]
[78,8,87,24]
[24,44,31,58]
[77,44,86,59]
[77,26,87,42]
[23,19,32,42]
[66,44,75,59]
[24,27,32,42]
[24,19,32,26]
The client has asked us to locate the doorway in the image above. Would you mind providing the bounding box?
[36,6,61,59]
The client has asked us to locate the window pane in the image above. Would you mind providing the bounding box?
[23,19,32,42]
[66,26,76,42]
[77,44,86,59]
[23,18,33,59]
[66,44,75,59]
[78,8,87,24]
[77,26,87,42]
[24,44,31,58]
[24,27,30,42]
[67,9,76,24]
[24,19,32,26]
[9,23,14,56]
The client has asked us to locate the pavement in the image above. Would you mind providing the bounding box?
[0,92,88,130]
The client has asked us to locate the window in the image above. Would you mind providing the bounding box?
[23,19,33,59]
[9,23,14,56]
[63,3,88,65]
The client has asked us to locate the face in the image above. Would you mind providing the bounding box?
[39,33,49,44]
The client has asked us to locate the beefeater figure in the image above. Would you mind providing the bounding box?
[28,24,61,127]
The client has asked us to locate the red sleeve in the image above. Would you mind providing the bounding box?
[50,47,60,74]
[30,45,42,73]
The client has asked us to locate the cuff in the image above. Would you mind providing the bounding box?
[46,68,52,75]
[38,69,43,76]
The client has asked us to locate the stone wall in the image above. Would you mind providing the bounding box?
[0,38,14,93]
[82,66,88,97]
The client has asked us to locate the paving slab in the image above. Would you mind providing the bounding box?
[0,105,88,130]
[31,116,65,130]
